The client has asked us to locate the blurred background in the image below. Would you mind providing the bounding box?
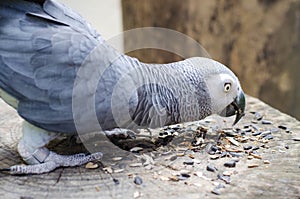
[61,0,299,120]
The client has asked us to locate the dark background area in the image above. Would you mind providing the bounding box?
[122,0,300,120]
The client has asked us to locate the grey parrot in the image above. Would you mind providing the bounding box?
[0,0,245,174]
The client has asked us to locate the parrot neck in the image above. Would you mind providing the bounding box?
[121,55,212,126]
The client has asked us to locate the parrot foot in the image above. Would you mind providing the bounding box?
[9,150,103,174]
[104,128,136,140]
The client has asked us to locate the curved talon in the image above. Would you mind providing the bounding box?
[105,128,136,140]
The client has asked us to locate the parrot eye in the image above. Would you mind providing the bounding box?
[224,83,231,92]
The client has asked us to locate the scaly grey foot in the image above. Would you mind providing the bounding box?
[9,150,103,174]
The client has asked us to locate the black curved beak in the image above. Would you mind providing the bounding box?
[224,91,246,125]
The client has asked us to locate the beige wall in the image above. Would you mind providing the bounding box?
[59,0,123,50]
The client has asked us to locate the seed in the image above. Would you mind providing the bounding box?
[250,153,262,159]
[169,175,179,181]
[285,144,289,149]
[248,164,259,168]
[159,176,170,181]
[220,151,227,158]
[229,152,244,157]
[103,167,113,174]
[260,131,271,137]
[114,169,124,173]
[170,155,177,161]
[134,176,143,185]
[247,156,253,160]
[130,147,143,153]
[206,164,217,172]
[253,112,263,120]
[211,188,221,195]
[252,131,262,136]
[85,162,99,169]
[112,157,122,161]
[113,178,120,185]
[223,171,233,176]
[176,153,185,157]
[263,160,270,164]
[270,128,279,133]
[188,154,195,159]
[222,129,235,137]
[129,163,143,167]
[243,128,252,133]
[278,125,288,130]
[261,120,272,125]
[263,134,273,140]
[243,146,252,150]
[217,174,231,184]
[177,173,190,180]
[252,146,260,150]
[183,160,194,165]
[224,161,236,168]
[227,137,240,146]
[292,138,300,141]
[210,155,220,160]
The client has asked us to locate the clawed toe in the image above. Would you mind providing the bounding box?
[105,128,136,140]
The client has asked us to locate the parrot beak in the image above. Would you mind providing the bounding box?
[224,91,246,125]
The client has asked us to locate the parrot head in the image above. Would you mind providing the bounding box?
[203,62,245,125]
[188,57,246,125]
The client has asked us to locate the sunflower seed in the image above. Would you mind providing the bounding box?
[206,164,217,172]
[224,161,236,168]
[134,176,143,185]
[243,145,252,150]
[217,174,231,184]
[261,120,272,125]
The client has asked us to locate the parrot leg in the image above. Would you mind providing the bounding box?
[104,128,136,140]
[9,122,102,174]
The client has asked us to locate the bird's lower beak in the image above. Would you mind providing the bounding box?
[223,91,246,125]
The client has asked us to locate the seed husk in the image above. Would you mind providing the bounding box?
[223,171,233,176]
[85,162,99,169]
[248,164,259,168]
[130,147,144,153]
[250,153,262,159]
[263,160,270,164]
[129,163,143,167]
[210,155,220,160]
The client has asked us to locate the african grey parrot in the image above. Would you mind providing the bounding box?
[0,0,245,174]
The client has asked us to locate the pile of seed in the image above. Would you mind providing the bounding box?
[85,111,298,196]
